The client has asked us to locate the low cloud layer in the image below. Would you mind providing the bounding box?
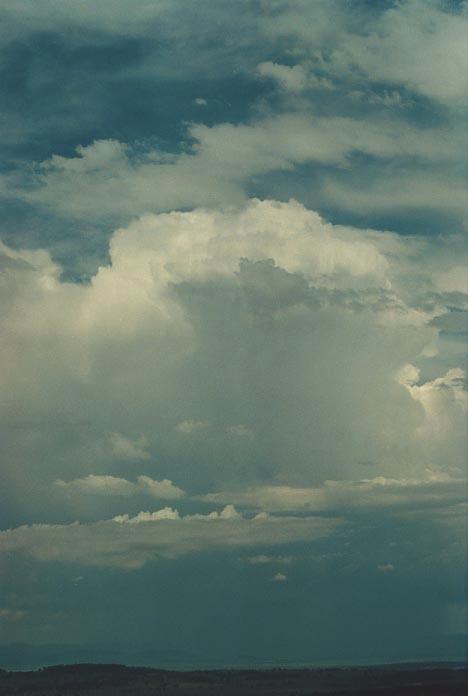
[200,474,467,514]
[0,506,340,570]
[55,475,185,500]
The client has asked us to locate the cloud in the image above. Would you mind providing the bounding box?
[4,0,466,106]
[0,0,465,657]
[398,366,467,439]
[0,608,27,622]
[113,507,182,524]
[186,504,244,522]
[200,475,466,515]
[175,420,210,435]
[113,504,242,525]
[431,310,468,336]
[257,62,308,93]
[0,1,175,40]
[256,61,333,93]
[54,475,186,500]
[7,109,461,227]
[350,0,468,106]
[0,508,340,569]
[137,476,185,500]
[0,198,465,509]
[225,425,254,439]
[434,266,468,295]
[262,0,468,105]
[55,474,137,497]
[107,432,150,461]
[321,170,467,218]
[242,555,293,565]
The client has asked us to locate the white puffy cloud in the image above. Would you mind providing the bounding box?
[113,507,182,524]
[398,366,467,442]
[186,504,243,522]
[272,572,287,582]
[113,504,243,525]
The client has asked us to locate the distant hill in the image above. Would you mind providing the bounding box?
[1,633,466,671]
[0,662,466,695]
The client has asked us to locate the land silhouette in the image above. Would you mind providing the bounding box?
[0,662,466,695]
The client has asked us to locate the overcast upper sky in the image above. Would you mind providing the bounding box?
[0,0,466,668]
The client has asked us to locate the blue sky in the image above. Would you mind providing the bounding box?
[0,0,466,667]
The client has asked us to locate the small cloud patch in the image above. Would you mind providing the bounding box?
[0,608,27,622]
[243,555,293,565]
[225,424,254,439]
[108,432,150,461]
[175,420,210,434]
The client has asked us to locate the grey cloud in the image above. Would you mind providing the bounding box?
[262,0,468,106]
[54,475,186,500]
[199,475,467,515]
[0,608,27,622]
[242,555,293,565]
[7,1,465,109]
[0,508,340,569]
[431,309,468,335]
[4,112,461,225]
[107,432,150,461]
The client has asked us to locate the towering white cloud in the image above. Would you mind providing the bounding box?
[0,199,464,505]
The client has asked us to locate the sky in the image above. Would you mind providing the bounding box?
[0,0,467,668]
